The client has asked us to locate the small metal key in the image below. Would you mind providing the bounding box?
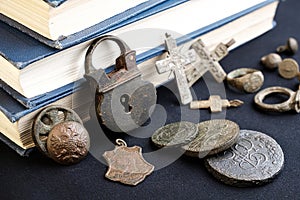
[190,95,243,112]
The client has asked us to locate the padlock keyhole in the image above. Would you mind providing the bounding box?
[120,94,132,113]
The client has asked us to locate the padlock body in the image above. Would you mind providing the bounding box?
[96,77,156,132]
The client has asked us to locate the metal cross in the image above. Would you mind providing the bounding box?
[185,39,235,87]
[156,33,195,105]
[190,95,243,112]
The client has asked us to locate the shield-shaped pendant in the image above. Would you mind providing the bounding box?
[103,139,154,186]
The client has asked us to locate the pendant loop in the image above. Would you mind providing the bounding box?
[116,139,127,147]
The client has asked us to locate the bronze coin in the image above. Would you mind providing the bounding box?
[47,121,90,165]
[182,119,240,158]
[151,121,198,148]
[278,58,299,79]
[205,130,284,187]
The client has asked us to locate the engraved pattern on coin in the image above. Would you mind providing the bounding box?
[278,58,299,79]
[103,140,154,186]
[47,121,90,165]
[151,121,198,148]
[205,130,284,187]
[182,119,239,158]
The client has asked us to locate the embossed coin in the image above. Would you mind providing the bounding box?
[205,130,284,187]
[182,119,239,158]
[47,121,90,165]
[151,121,198,148]
[278,58,299,79]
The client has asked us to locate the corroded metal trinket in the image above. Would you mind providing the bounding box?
[227,68,264,93]
[205,130,284,187]
[254,85,300,113]
[185,39,235,87]
[151,121,198,148]
[190,95,243,112]
[260,53,282,70]
[182,119,240,158]
[276,37,298,55]
[103,139,154,186]
[32,106,84,156]
[47,121,90,165]
[155,33,193,105]
[85,35,156,132]
[278,58,300,79]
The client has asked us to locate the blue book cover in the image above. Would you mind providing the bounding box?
[0,0,184,49]
[0,0,277,108]
[0,0,188,70]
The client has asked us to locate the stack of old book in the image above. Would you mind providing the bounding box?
[0,0,279,155]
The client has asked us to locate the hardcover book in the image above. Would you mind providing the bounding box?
[0,0,278,100]
[0,0,169,48]
[0,0,279,155]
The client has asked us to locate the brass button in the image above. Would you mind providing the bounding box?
[47,121,90,165]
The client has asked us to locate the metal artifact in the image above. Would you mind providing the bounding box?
[205,130,284,187]
[260,53,282,70]
[151,121,198,148]
[32,106,84,156]
[276,37,298,55]
[155,33,194,105]
[278,58,300,79]
[182,119,240,158]
[103,139,154,186]
[190,95,243,112]
[47,121,90,165]
[85,35,157,132]
[254,85,300,113]
[185,39,235,87]
[226,68,264,93]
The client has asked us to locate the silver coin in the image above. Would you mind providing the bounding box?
[182,119,240,158]
[205,130,284,187]
[151,121,198,148]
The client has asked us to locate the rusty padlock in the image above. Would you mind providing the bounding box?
[84,35,157,132]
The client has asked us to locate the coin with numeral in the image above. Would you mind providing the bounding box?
[151,121,198,148]
[205,130,284,187]
[182,119,240,158]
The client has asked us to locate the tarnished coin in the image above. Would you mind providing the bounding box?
[47,121,90,165]
[151,121,198,148]
[205,130,284,187]
[278,58,299,79]
[182,119,239,158]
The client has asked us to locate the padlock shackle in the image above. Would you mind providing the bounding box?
[85,35,131,75]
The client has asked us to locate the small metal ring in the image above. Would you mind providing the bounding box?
[227,68,264,93]
[85,35,130,75]
[254,86,294,112]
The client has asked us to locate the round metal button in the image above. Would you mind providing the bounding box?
[32,106,83,156]
[278,58,299,79]
[47,121,90,165]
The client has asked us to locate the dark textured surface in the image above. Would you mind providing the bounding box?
[1,0,300,199]
[205,130,284,187]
